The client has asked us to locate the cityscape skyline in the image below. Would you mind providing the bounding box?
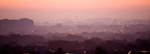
[0,0,150,54]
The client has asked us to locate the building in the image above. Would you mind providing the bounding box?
[0,18,34,34]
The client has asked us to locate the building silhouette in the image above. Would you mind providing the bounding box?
[0,18,34,34]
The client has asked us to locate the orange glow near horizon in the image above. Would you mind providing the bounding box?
[0,0,150,9]
[0,0,150,20]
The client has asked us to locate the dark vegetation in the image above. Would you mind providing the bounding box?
[0,32,150,54]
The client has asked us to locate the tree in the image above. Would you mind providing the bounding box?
[54,47,65,54]
[94,46,107,54]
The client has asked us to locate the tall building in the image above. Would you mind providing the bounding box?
[0,18,34,34]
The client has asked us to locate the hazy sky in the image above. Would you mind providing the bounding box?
[0,0,150,21]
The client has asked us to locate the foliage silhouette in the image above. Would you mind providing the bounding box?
[94,46,107,54]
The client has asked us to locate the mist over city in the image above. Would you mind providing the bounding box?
[0,0,150,54]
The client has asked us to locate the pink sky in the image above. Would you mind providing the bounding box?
[0,0,150,21]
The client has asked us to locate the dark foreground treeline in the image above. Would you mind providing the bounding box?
[0,32,150,54]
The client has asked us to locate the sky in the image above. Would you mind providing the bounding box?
[0,0,150,21]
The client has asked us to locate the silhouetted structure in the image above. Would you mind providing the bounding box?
[0,18,34,34]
